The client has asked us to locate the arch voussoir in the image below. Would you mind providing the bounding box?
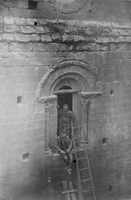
[36,59,96,101]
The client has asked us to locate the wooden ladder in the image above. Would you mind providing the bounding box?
[53,131,96,200]
[60,143,96,200]
[72,127,96,200]
[60,136,96,200]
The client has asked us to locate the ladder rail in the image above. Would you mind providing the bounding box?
[72,126,84,200]
[72,124,96,200]
[86,150,97,200]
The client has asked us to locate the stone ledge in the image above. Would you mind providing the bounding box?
[1,32,131,43]
[2,17,131,28]
[1,17,131,36]
[4,24,49,34]
[0,41,131,53]
[0,33,40,42]
[2,24,131,38]
[3,16,41,25]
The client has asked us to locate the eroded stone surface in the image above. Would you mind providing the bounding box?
[0,1,131,200]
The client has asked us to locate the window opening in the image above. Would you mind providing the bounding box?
[28,0,38,9]
[57,86,72,111]
[56,85,73,141]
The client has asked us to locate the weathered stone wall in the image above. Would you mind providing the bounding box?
[0,0,130,24]
[0,0,131,200]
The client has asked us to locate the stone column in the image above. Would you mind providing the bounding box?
[80,91,102,144]
[38,95,57,152]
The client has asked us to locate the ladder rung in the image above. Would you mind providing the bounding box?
[82,190,93,193]
[81,178,91,183]
[73,149,87,153]
[62,189,77,194]
[80,167,89,171]
[78,157,88,161]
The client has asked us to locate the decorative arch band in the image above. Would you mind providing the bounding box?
[36,59,97,101]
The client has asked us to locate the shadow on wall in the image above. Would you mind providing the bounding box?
[9,158,45,200]
[9,154,66,200]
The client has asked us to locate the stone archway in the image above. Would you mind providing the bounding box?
[36,59,100,150]
[36,59,97,99]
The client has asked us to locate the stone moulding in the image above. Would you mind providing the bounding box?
[1,17,131,43]
[36,59,97,102]
[38,95,57,104]
[81,91,102,98]
[51,59,97,74]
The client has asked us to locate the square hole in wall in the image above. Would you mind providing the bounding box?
[17,96,22,104]
[28,0,38,9]
[22,152,30,161]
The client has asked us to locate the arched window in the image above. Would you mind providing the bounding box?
[36,60,100,151]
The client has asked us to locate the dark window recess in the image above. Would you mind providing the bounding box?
[58,85,72,111]
[28,0,38,9]
[17,96,22,104]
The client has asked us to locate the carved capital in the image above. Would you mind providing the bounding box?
[80,91,102,99]
[38,95,57,104]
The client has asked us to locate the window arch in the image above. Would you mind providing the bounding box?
[59,85,72,90]
[36,60,98,150]
[36,59,97,100]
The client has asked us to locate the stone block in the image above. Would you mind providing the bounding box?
[0,42,8,53]
[8,42,33,52]
[4,24,20,33]
[3,33,40,42]
[8,42,62,52]
[4,16,39,26]
[15,17,37,25]
[2,33,15,41]
[40,34,52,42]
[17,0,28,9]
[20,25,46,34]
[4,17,15,25]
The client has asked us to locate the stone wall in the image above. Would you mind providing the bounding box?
[0,0,131,200]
